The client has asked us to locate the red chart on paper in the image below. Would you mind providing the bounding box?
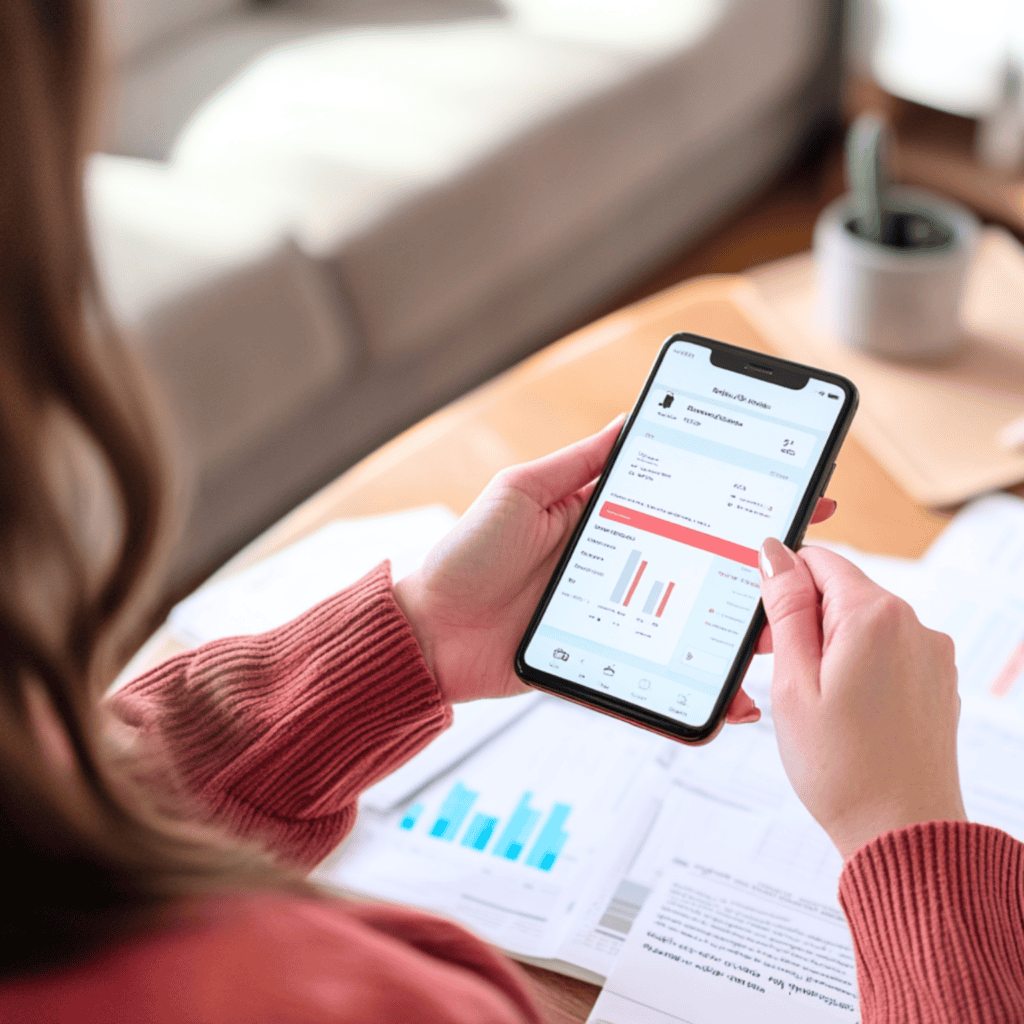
[599,501,759,568]
[991,641,1024,698]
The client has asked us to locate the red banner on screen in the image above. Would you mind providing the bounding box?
[599,501,760,568]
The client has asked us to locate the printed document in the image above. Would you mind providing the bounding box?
[552,690,852,983]
[588,853,856,1024]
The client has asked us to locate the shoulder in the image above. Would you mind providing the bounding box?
[0,894,539,1024]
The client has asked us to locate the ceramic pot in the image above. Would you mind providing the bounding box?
[813,186,980,360]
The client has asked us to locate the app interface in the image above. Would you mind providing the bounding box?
[524,340,846,728]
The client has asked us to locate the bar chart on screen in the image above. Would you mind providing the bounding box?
[611,548,677,617]
[545,518,712,664]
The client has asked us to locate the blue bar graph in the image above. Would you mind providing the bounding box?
[493,792,542,862]
[400,785,573,871]
[525,803,572,871]
[399,803,424,830]
[461,812,499,851]
[429,782,478,841]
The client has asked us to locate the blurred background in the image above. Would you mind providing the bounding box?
[87,0,1024,598]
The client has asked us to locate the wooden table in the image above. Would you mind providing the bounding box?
[120,272,951,1023]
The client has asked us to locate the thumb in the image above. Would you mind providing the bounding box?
[503,416,624,509]
[758,538,823,691]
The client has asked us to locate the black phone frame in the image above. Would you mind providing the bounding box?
[514,332,859,743]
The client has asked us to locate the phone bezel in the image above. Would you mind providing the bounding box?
[514,332,859,743]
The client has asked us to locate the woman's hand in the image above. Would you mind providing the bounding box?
[757,539,966,859]
[394,419,834,717]
[394,417,625,704]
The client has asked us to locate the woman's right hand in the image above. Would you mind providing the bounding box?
[757,539,966,860]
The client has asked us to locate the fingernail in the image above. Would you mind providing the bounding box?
[759,538,795,579]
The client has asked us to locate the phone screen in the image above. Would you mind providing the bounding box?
[520,337,852,732]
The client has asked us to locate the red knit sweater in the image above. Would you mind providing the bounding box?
[1,564,1022,1022]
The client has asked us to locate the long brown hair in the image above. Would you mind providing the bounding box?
[1,1,289,976]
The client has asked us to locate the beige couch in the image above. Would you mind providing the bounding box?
[89,0,839,587]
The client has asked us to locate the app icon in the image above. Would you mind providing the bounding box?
[552,648,569,661]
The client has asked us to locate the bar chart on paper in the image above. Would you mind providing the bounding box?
[398,778,573,872]
[330,699,664,956]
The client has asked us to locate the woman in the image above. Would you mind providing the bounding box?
[0,3,1021,1021]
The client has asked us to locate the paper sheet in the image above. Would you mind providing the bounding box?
[587,855,857,1024]
[959,715,1024,840]
[558,714,845,982]
[923,492,1024,583]
[917,494,1024,723]
[586,777,857,1024]
[912,570,1024,725]
[325,699,669,958]
[169,505,457,645]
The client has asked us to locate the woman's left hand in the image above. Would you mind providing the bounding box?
[394,417,835,718]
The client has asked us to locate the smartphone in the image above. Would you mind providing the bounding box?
[515,333,858,742]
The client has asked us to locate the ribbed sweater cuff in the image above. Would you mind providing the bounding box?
[115,562,451,865]
[839,820,1024,1023]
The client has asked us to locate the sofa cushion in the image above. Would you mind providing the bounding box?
[87,156,356,472]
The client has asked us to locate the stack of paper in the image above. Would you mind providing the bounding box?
[170,496,1024,1022]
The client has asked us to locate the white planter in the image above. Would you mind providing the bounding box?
[813,186,980,360]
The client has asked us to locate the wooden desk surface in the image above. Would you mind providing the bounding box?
[123,272,952,1023]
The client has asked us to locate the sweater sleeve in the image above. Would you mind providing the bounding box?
[838,821,1024,1024]
[110,562,452,867]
